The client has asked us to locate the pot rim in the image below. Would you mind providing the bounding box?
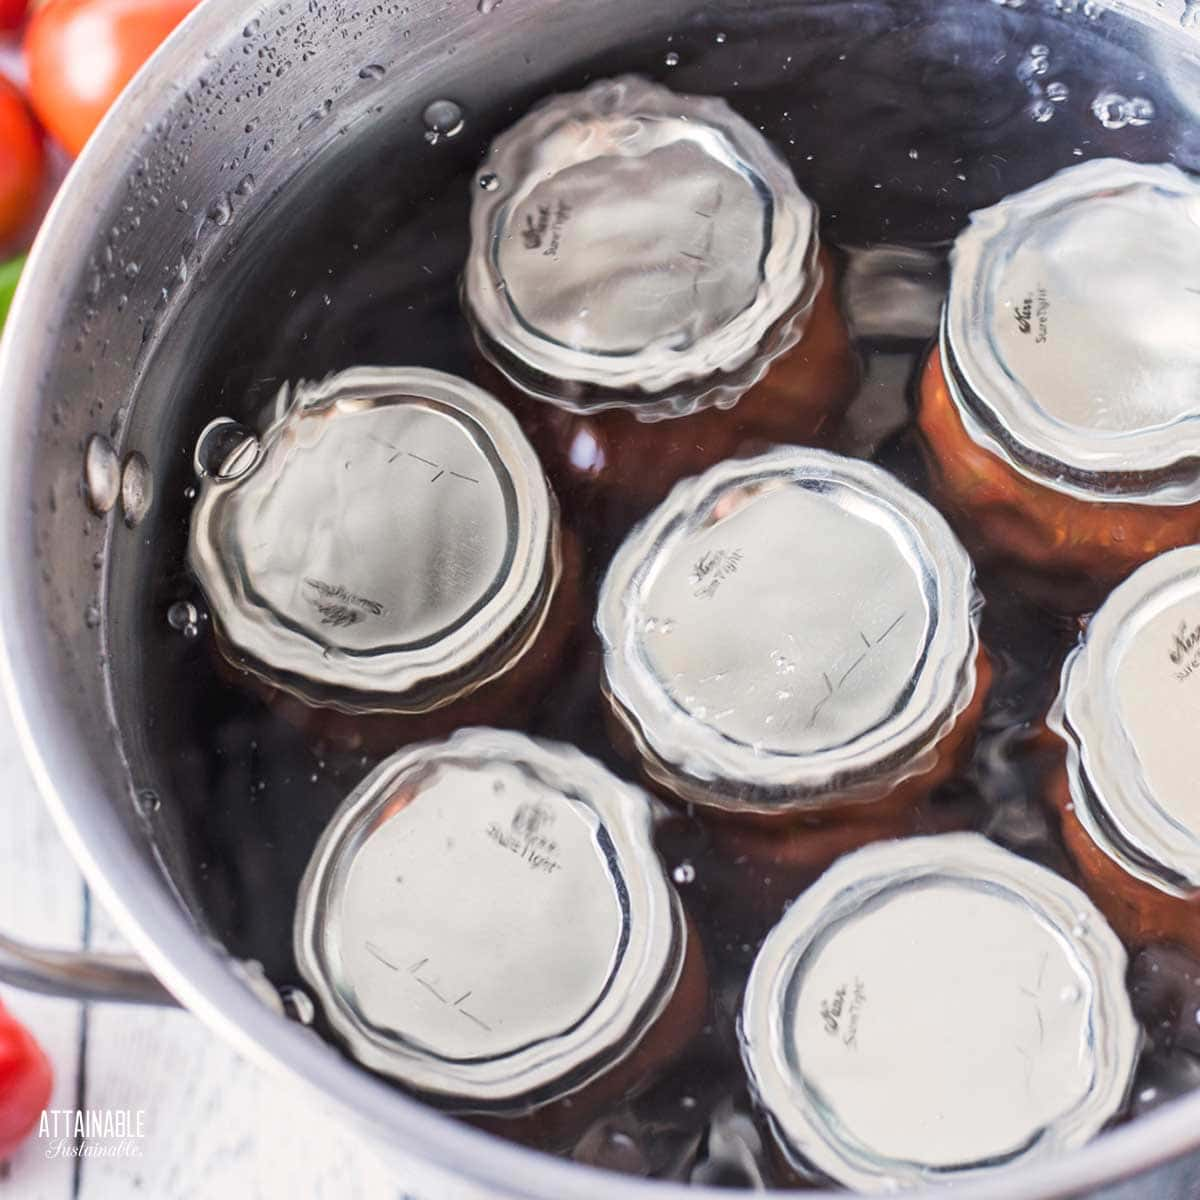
[1,0,1198,1196]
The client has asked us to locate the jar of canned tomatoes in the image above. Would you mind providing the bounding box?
[596,447,990,915]
[294,728,708,1147]
[919,159,1200,608]
[1048,546,1200,957]
[187,367,582,750]
[462,76,858,528]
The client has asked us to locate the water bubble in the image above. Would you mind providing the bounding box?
[715,31,727,43]
[422,99,464,144]
[235,173,256,197]
[1046,81,1070,102]
[280,985,316,1024]
[477,0,502,11]
[194,417,260,480]
[84,601,101,629]
[358,63,385,80]
[123,261,140,280]
[673,861,696,885]
[1092,91,1153,128]
[167,600,200,639]
[1127,96,1156,125]
[664,50,681,67]
[1185,0,1200,28]
[1060,984,1081,1003]
[1030,98,1056,123]
[478,172,500,192]
[134,788,162,817]
[243,17,260,35]
[84,434,121,515]
[120,452,153,528]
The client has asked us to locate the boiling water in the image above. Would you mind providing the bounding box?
[113,0,1200,1186]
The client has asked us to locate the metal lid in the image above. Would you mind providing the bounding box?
[187,367,557,715]
[1049,545,1200,896]
[293,728,687,1112]
[944,158,1200,503]
[741,833,1139,1192]
[463,75,820,419]
[596,448,982,815]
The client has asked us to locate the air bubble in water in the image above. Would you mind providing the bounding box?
[423,99,464,145]
[479,172,500,192]
[120,452,153,528]
[194,417,260,480]
[135,788,162,816]
[673,861,696,885]
[84,434,121,515]
[664,50,681,67]
[168,601,200,639]
[280,986,316,1024]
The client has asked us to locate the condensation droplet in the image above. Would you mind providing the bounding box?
[1030,98,1056,123]
[235,173,256,197]
[194,417,260,480]
[478,172,500,192]
[673,861,696,885]
[280,986,316,1024]
[120,452,153,528]
[477,0,502,12]
[422,98,464,144]
[664,50,681,67]
[1046,81,1070,102]
[84,601,101,629]
[715,31,727,43]
[84,434,121,515]
[207,193,233,225]
[167,600,200,636]
[359,63,385,80]
[243,17,260,36]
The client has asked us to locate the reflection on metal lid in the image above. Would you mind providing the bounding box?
[944,159,1200,503]
[294,728,686,1111]
[464,75,819,418]
[596,448,981,814]
[1050,546,1200,895]
[741,834,1138,1192]
[188,367,557,715]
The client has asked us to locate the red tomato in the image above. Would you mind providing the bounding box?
[0,0,28,33]
[25,0,201,158]
[0,77,43,246]
[0,998,52,1162]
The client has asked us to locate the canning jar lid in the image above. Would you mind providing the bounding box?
[596,448,982,814]
[1049,545,1200,896]
[188,367,558,715]
[943,158,1200,504]
[463,75,820,419]
[293,728,687,1111]
[741,833,1139,1192]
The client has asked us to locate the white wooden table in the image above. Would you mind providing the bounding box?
[0,688,404,1199]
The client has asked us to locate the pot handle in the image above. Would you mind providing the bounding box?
[0,931,178,1005]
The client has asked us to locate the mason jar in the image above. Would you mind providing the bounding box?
[596,447,989,909]
[187,366,582,750]
[741,833,1139,1191]
[1047,546,1200,957]
[293,728,707,1147]
[462,75,857,525]
[918,159,1200,608]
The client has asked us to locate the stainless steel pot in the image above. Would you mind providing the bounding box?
[2,0,1200,1195]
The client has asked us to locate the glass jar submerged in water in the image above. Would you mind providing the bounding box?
[462,76,858,526]
[293,728,707,1145]
[187,367,582,750]
[918,160,1200,610]
[1047,546,1200,957]
[741,835,1139,1191]
[596,447,990,913]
